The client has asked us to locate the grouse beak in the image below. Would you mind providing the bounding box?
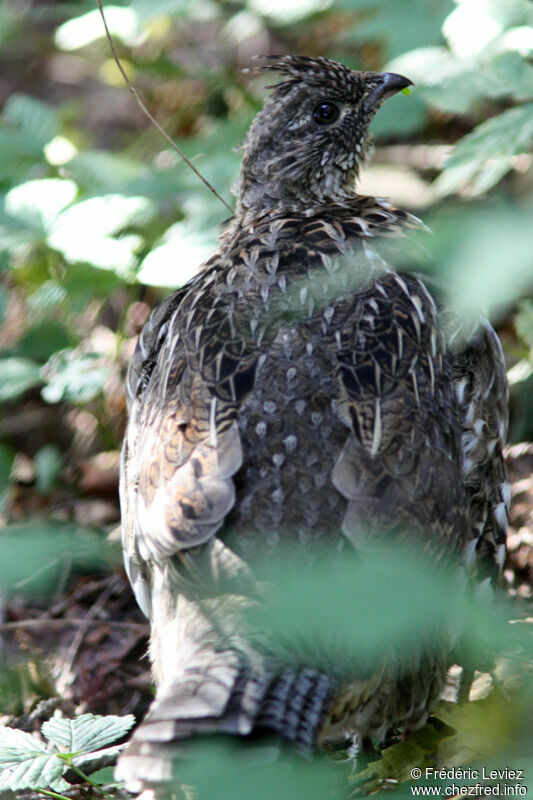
[365,72,414,108]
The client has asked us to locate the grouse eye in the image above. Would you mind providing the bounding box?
[312,101,340,125]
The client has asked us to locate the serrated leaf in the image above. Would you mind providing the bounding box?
[71,744,127,775]
[42,714,135,755]
[0,357,43,402]
[448,104,533,165]
[0,754,67,792]
[0,727,48,760]
[436,103,533,195]
[0,727,66,792]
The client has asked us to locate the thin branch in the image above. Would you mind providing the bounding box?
[96,0,233,214]
[0,618,148,632]
[57,576,128,692]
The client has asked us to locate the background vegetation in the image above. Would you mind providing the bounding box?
[0,0,531,797]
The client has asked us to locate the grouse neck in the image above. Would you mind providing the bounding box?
[223,195,420,247]
[232,190,360,229]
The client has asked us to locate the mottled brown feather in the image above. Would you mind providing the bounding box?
[117,55,508,791]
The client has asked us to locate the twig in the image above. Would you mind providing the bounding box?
[56,576,127,693]
[0,618,148,632]
[96,0,233,214]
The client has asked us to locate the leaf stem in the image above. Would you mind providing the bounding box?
[68,762,115,799]
[37,789,72,800]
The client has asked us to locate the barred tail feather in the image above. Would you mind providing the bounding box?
[115,660,336,792]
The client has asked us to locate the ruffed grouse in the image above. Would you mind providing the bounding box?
[117,56,509,791]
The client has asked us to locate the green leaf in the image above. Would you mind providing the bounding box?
[248,0,330,24]
[436,103,533,195]
[0,727,48,761]
[0,96,59,183]
[246,545,470,679]
[449,103,533,163]
[130,0,206,22]
[58,263,124,311]
[443,0,533,59]
[2,94,59,150]
[66,150,181,200]
[87,766,117,785]
[42,714,135,755]
[0,3,21,49]
[137,221,213,287]
[339,0,454,60]
[0,522,111,596]
[351,722,446,793]
[49,194,153,273]
[387,47,491,114]
[55,6,143,51]
[0,357,43,402]
[0,97,57,184]
[434,694,518,765]
[0,199,46,252]
[41,349,110,404]
[484,50,533,102]
[0,727,67,792]
[71,744,127,775]
[16,320,71,362]
[4,179,77,240]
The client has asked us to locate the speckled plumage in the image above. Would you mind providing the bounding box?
[116,56,509,791]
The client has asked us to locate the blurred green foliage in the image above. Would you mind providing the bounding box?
[0,1,532,798]
[0,520,114,596]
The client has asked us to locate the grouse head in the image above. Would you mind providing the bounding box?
[234,55,412,218]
